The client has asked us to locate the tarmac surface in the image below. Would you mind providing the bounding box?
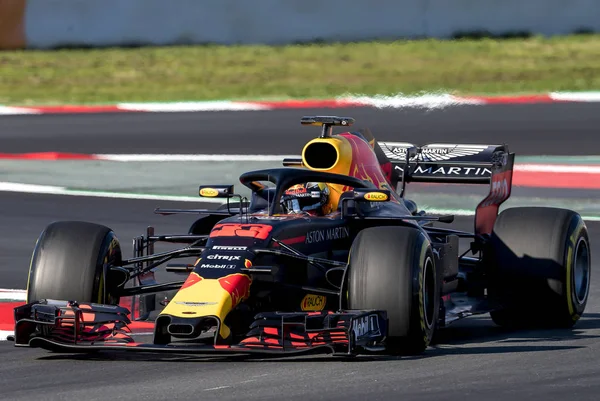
[1,105,599,401]
[1,103,600,155]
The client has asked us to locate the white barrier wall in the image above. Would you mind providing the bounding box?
[21,0,600,49]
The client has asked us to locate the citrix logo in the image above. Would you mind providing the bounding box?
[207,254,241,261]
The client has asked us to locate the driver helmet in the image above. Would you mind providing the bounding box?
[282,182,330,215]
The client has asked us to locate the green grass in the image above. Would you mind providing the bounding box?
[1,35,599,105]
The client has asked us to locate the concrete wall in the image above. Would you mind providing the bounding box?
[1,0,598,49]
[0,0,26,49]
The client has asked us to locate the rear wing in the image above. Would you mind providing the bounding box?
[378,142,509,184]
[378,142,514,235]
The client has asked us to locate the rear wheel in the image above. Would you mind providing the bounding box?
[27,221,123,305]
[346,226,440,355]
[488,207,591,328]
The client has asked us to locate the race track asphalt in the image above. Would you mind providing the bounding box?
[2,103,600,155]
[1,105,600,401]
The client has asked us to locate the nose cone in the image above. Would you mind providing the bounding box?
[159,273,253,340]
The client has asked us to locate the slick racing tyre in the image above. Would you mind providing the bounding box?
[27,221,123,305]
[346,226,440,355]
[488,207,591,328]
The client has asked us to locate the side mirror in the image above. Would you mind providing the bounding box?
[353,189,391,202]
[198,185,234,198]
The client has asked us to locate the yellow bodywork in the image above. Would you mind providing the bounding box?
[301,136,353,212]
[159,272,251,339]
[301,133,394,212]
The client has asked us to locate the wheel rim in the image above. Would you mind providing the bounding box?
[573,237,590,305]
[423,256,435,329]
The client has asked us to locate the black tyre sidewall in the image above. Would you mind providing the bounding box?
[560,214,590,322]
[489,208,590,327]
[94,231,123,305]
[27,221,122,305]
[346,226,440,355]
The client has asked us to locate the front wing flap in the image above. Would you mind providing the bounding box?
[14,300,389,357]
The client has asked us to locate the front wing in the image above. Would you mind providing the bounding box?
[14,300,389,357]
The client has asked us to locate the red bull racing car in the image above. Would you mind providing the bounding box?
[14,116,591,357]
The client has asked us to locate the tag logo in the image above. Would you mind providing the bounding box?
[199,188,219,197]
[364,192,388,201]
[301,294,326,311]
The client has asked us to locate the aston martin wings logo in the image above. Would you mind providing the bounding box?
[379,142,489,162]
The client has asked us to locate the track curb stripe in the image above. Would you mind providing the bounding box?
[1,92,599,115]
[0,331,13,341]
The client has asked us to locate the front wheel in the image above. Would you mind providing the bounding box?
[27,221,123,305]
[346,226,440,355]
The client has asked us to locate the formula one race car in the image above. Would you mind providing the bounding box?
[14,116,591,357]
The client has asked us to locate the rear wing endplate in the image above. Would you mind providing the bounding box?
[474,152,514,235]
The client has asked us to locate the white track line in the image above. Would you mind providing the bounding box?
[550,92,600,102]
[1,182,600,220]
[0,106,41,115]
[117,101,271,112]
[0,289,26,301]
[0,331,13,341]
[95,154,298,162]
[0,182,221,203]
[342,94,484,109]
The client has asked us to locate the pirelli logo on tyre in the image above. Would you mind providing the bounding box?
[301,294,326,311]
[363,192,389,202]
[199,188,219,197]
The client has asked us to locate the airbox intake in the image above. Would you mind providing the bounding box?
[302,140,339,170]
